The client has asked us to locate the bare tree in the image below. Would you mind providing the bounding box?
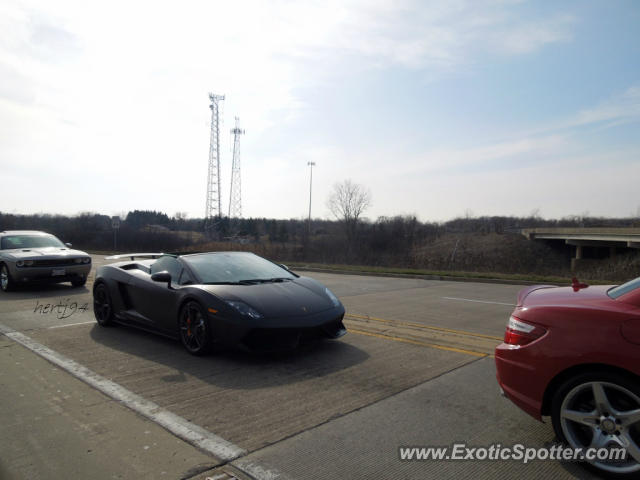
[327,179,372,244]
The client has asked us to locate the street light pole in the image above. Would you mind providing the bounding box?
[111,216,120,252]
[307,161,316,236]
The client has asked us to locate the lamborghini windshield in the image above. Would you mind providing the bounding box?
[181,252,295,284]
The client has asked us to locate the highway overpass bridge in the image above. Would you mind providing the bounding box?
[522,227,640,270]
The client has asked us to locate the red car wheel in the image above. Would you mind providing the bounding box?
[552,371,640,478]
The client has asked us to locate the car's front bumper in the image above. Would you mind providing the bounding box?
[10,263,91,285]
[209,305,347,352]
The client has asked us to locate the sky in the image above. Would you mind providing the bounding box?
[1,0,639,222]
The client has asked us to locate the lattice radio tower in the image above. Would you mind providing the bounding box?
[228,117,245,218]
[205,92,225,220]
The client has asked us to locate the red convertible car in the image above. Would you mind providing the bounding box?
[496,277,640,477]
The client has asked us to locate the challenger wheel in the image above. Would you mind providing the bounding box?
[178,301,212,355]
[552,372,640,478]
[0,264,14,292]
[93,283,114,326]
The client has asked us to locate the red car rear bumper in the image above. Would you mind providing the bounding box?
[495,342,549,421]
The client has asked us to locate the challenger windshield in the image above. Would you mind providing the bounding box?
[182,252,295,284]
[1,235,66,250]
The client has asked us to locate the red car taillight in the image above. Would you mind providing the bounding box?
[504,316,546,345]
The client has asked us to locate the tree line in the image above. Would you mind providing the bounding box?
[1,209,637,267]
[1,179,638,279]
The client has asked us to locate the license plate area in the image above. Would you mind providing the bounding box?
[52,268,66,276]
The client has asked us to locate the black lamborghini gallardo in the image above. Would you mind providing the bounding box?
[92,251,346,354]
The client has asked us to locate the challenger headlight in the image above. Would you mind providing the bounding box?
[227,300,263,319]
[74,258,83,264]
[16,260,24,267]
[83,257,91,264]
[24,260,34,266]
[325,288,341,307]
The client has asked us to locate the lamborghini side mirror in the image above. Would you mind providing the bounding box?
[151,271,171,287]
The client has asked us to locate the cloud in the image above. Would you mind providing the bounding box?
[28,19,82,60]
[490,14,574,55]
[0,1,578,126]
[265,0,576,70]
[393,83,640,181]
[511,84,640,140]
[412,134,568,173]
[0,0,628,222]
[360,146,640,221]
[569,85,640,128]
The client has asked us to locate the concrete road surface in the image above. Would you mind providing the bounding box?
[0,255,602,479]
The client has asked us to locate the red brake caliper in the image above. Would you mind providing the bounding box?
[186,316,191,337]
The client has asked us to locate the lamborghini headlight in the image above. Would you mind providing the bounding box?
[325,288,341,307]
[227,300,263,319]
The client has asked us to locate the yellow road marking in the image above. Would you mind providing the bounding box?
[345,313,503,341]
[348,328,491,358]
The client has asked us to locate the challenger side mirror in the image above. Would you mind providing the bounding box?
[65,242,72,248]
[151,271,172,288]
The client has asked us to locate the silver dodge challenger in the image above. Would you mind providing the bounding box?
[0,230,92,291]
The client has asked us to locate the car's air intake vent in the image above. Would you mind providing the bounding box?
[32,259,77,267]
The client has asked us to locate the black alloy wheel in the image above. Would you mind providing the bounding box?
[93,283,114,326]
[179,301,212,355]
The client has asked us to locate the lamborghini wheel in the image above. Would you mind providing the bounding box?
[93,283,114,326]
[179,301,212,356]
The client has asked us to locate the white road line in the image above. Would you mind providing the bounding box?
[0,322,290,479]
[442,297,515,307]
[48,321,95,329]
[0,322,244,462]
